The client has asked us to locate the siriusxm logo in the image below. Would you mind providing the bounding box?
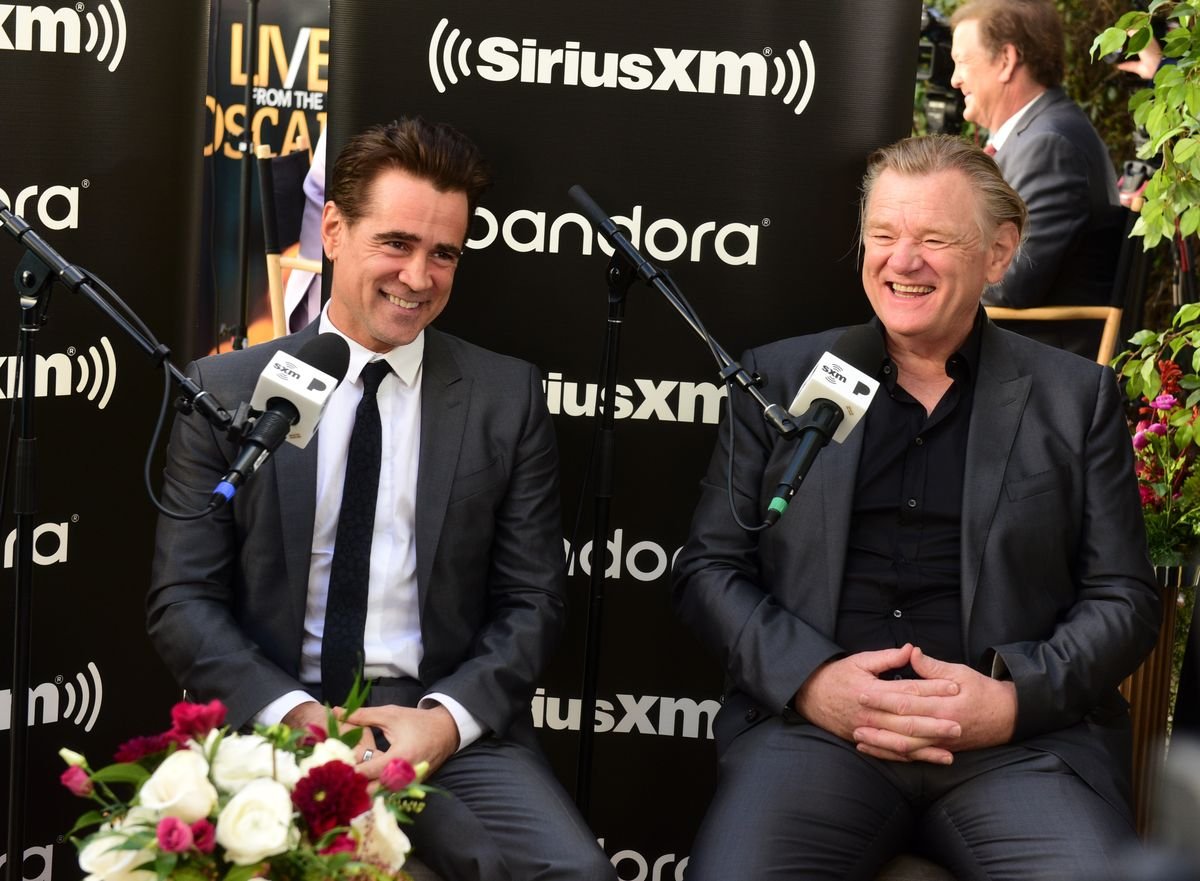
[532,688,719,740]
[429,18,815,116]
[0,1,127,71]
[0,337,117,409]
[0,843,55,881]
[544,371,728,424]
[0,661,103,732]
[471,203,760,266]
[0,182,81,230]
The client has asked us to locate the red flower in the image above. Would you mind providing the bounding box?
[300,723,328,747]
[190,818,216,854]
[156,817,193,854]
[292,761,371,836]
[112,731,182,763]
[1159,359,1183,396]
[320,834,357,856]
[379,757,416,791]
[170,700,227,739]
[59,766,92,797]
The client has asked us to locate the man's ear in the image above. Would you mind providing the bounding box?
[998,43,1019,83]
[987,221,1020,284]
[321,201,343,261]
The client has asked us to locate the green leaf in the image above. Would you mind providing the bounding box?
[1182,374,1200,388]
[1130,87,1156,114]
[1175,138,1200,165]
[1132,329,1162,346]
[1116,11,1151,30]
[65,809,111,838]
[1182,206,1200,237]
[222,865,267,881]
[1144,357,1164,397]
[1129,27,1153,56]
[1150,0,1173,12]
[154,852,178,881]
[91,763,150,787]
[1179,422,1195,451]
[1171,5,1199,21]
[1188,388,1200,408]
[1093,27,1129,60]
[1193,345,1200,374]
[1153,124,1188,153]
[1156,63,1186,89]
[1176,302,1200,325]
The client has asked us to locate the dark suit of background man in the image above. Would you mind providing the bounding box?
[672,135,1160,881]
[950,0,1124,356]
[148,118,614,881]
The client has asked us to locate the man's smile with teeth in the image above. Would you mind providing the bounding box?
[890,282,935,296]
[384,291,421,309]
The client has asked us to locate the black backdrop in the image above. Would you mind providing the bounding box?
[0,0,210,876]
[329,1,922,871]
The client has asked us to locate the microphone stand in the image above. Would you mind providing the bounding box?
[0,208,234,880]
[574,250,634,817]
[567,186,799,819]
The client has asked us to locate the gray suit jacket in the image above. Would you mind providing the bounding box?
[147,323,566,741]
[987,87,1124,311]
[673,319,1160,813]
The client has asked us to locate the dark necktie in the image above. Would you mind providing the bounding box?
[321,359,391,705]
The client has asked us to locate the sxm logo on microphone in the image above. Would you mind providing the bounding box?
[428,18,816,117]
[0,1,127,72]
[0,660,104,732]
[0,336,118,410]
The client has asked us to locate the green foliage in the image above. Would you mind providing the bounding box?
[1094,4,1200,249]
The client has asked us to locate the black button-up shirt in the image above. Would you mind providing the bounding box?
[834,316,983,676]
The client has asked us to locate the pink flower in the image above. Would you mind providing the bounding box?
[1133,431,1149,450]
[156,817,194,853]
[190,818,216,854]
[170,699,226,739]
[1148,422,1168,436]
[1152,394,1178,411]
[59,765,92,797]
[379,758,416,791]
[321,834,357,856]
[1140,485,1159,506]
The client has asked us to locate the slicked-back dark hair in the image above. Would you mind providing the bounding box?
[327,117,492,224]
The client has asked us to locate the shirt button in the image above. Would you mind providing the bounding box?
[906,498,917,508]
[893,609,903,618]
[914,437,924,446]
[883,365,892,375]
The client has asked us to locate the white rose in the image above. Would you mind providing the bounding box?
[138,749,217,823]
[351,796,410,872]
[204,731,301,792]
[297,737,356,774]
[78,832,156,881]
[215,777,299,865]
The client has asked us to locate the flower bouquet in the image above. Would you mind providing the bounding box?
[1113,302,1200,565]
[59,692,433,881]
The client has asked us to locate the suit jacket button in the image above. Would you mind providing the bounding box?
[745,707,759,722]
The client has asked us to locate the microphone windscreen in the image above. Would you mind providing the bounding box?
[830,324,885,373]
[298,333,351,382]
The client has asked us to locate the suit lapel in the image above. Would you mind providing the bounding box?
[961,323,1030,640]
[817,429,865,631]
[415,329,468,607]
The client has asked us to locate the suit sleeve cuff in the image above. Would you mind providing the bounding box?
[420,692,486,750]
[256,690,319,727]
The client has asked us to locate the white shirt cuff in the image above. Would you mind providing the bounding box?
[420,692,485,750]
[256,690,319,727]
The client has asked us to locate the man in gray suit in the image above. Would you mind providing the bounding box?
[673,135,1159,880]
[148,119,613,881]
[950,0,1124,355]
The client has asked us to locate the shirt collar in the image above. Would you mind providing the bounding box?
[870,311,983,387]
[318,302,425,388]
[987,90,1046,152]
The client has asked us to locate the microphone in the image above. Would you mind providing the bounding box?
[211,333,351,506]
[764,324,884,526]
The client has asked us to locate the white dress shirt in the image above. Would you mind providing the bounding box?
[258,308,483,749]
